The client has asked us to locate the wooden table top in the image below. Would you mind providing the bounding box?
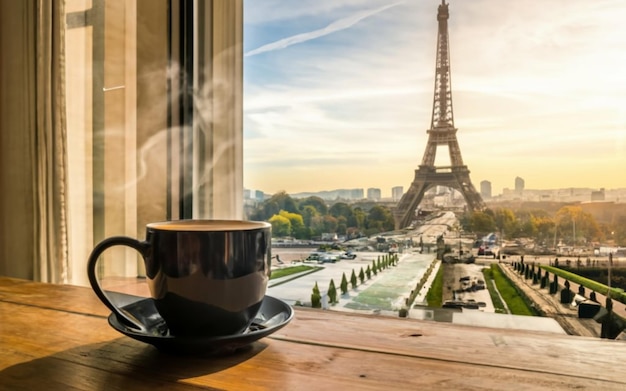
[1,276,625,390]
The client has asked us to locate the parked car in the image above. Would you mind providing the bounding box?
[340,251,357,259]
[305,253,322,262]
[478,245,499,258]
[319,254,338,263]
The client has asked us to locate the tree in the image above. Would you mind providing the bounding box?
[367,205,395,233]
[268,214,291,237]
[340,273,348,294]
[532,215,556,245]
[613,216,626,246]
[365,265,371,279]
[350,269,357,289]
[311,282,321,308]
[492,208,516,238]
[267,191,298,213]
[322,215,339,234]
[336,215,348,236]
[329,202,354,222]
[358,267,365,284]
[352,207,367,231]
[278,210,305,237]
[328,279,337,304]
[298,196,328,215]
[250,201,280,221]
[555,205,602,245]
[467,211,496,236]
[309,215,326,238]
[372,260,378,275]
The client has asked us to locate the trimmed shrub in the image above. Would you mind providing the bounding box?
[350,269,357,289]
[340,273,348,295]
[311,282,321,308]
[328,279,337,304]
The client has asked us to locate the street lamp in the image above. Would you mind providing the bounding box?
[606,250,613,299]
[608,251,613,299]
[458,227,462,256]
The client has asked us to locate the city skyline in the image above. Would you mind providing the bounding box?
[242,0,626,198]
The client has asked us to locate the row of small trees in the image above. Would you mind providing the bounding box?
[311,254,399,308]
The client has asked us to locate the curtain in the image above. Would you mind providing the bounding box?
[0,0,69,283]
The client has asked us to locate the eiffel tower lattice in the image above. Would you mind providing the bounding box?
[393,0,484,229]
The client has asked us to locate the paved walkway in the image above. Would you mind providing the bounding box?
[268,251,435,315]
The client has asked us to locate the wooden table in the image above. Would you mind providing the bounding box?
[1,276,625,390]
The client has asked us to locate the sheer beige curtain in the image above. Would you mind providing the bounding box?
[0,0,69,283]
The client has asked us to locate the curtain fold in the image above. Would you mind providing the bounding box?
[34,0,69,283]
[0,0,68,283]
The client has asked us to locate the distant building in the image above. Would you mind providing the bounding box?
[591,188,605,201]
[289,188,363,200]
[392,186,404,201]
[515,177,525,194]
[367,188,381,201]
[255,190,265,201]
[350,189,364,200]
[480,180,492,199]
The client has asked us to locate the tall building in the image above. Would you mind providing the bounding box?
[392,186,404,201]
[393,1,484,229]
[515,177,525,193]
[367,188,381,201]
[480,180,492,199]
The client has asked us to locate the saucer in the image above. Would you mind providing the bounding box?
[107,292,293,355]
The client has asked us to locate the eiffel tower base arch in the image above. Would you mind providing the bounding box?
[393,165,484,229]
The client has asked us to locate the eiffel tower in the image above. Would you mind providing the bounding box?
[393,0,484,229]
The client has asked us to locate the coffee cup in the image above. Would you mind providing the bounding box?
[87,219,272,336]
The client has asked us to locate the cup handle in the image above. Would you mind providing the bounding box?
[87,236,150,331]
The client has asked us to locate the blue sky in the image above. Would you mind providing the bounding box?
[242,0,626,197]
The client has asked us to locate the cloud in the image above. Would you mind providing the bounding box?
[244,2,404,57]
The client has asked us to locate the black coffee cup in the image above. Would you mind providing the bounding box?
[87,220,272,336]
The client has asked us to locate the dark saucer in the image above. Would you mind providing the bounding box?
[107,292,293,355]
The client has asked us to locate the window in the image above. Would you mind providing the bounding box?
[65,0,243,286]
[0,0,243,286]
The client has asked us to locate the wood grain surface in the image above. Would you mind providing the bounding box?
[1,276,625,390]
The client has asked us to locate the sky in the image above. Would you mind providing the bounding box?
[242,0,626,198]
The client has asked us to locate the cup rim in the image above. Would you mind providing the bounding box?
[146,219,271,232]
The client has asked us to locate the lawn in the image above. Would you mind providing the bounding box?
[270,265,319,280]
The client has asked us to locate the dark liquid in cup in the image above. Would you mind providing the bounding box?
[147,220,269,231]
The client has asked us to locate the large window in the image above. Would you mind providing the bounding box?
[63,0,243,286]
